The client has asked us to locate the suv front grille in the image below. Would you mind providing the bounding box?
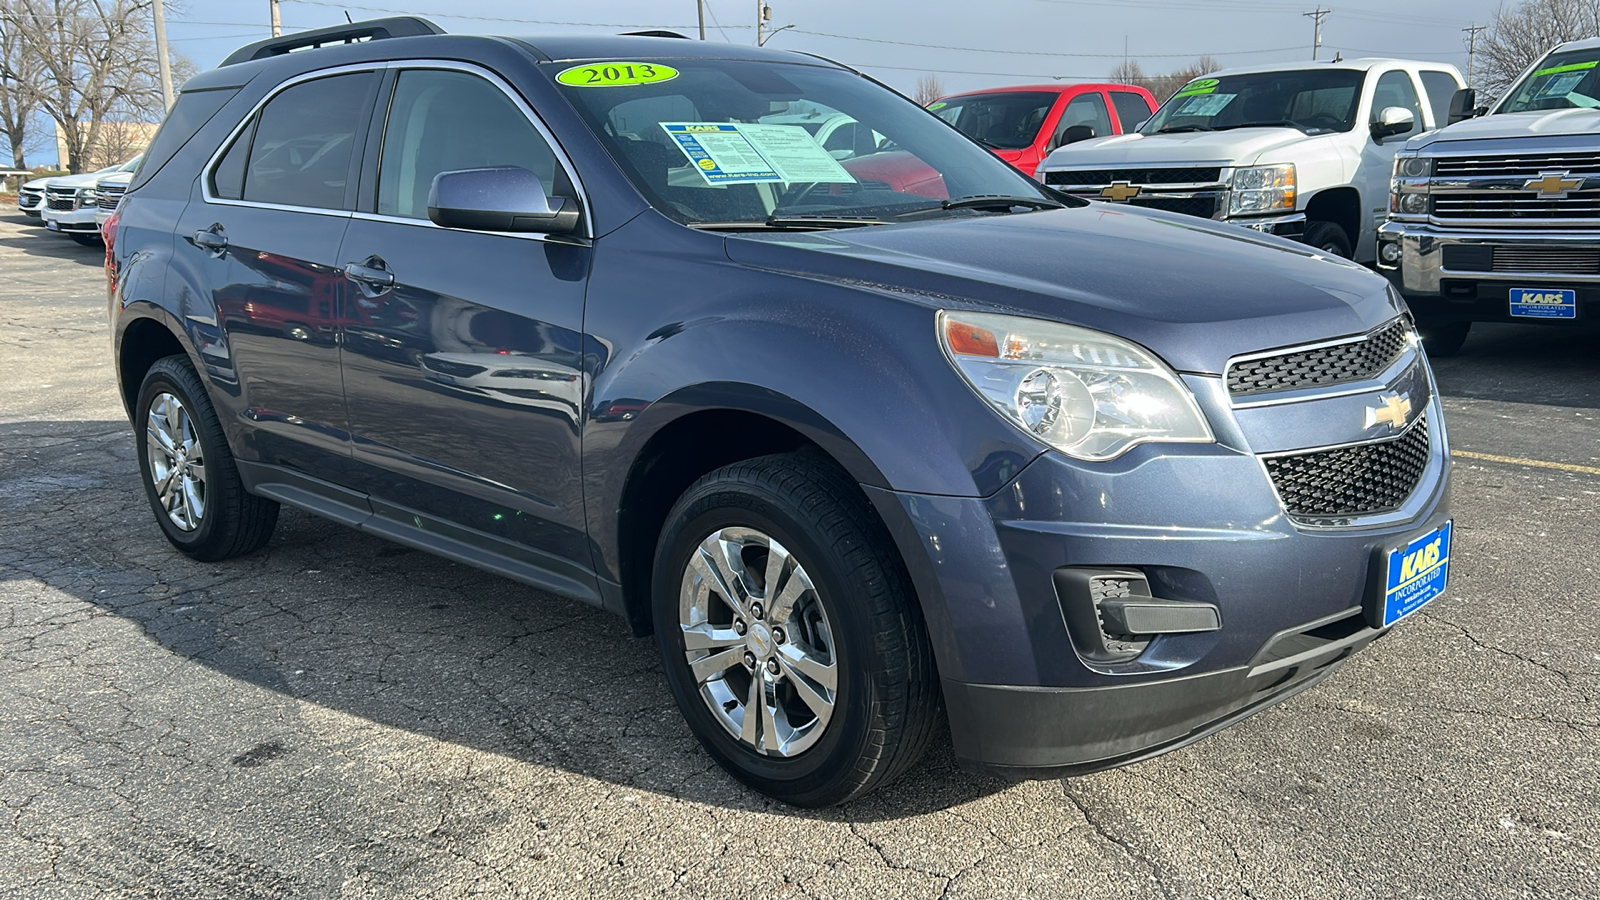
[1264,415,1430,521]
[97,184,126,211]
[1043,167,1223,187]
[46,189,77,211]
[1227,318,1412,397]
[18,189,43,209]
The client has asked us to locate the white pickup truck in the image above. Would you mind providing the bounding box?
[1379,37,1600,355]
[1036,58,1465,264]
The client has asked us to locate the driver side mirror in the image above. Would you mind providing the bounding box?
[1448,88,1482,124]
[427,167,580,234]
[1052,124,1097,150]
[1370,106,1415,141]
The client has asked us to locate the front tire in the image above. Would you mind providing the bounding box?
[134,355,279,560]
[652,453,939,807]
[1304,220,1352,259]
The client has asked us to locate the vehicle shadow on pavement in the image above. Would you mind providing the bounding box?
[0,418,1010,820]
[0,214,102,265]
[1430,323,1600,410]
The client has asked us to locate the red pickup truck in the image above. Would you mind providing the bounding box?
[930,83,1158,175]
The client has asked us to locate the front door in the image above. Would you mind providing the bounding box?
[1357,70,1426,262]
[335,66,595,583]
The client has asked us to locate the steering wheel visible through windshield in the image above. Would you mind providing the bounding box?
[550,57,1062,227]
[1499,48,1600,113]
[1140,70,1365,136]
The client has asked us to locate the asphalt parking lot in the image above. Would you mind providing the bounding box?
[1,211,1596,899]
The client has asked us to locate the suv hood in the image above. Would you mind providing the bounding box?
[1040,128,1318,171]
[1410,108,1600,148]
[44,172,108,189]
[724,205,1398,376]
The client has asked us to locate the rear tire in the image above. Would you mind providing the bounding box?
[1415,317,1471,357]
[70,233,102,247]
[652,452,939,807]
[1304,220,1352,259]
[134,355,279,561]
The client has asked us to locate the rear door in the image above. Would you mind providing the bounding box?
[1109,89,1156,133]
[173,68,379,473]
[334,64,596,586]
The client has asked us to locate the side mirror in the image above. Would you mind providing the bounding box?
[1056,124,1096,148]
[427,167,580,234]
[1370,106,1415,141]
[1448,87,1480,124]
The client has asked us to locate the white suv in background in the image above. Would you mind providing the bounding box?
[41,155,141,246]
[1037,59,1464,264]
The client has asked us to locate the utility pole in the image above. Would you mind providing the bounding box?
[756,1,765,46]
[1303,7,1330,60]
[152,0,173,110]
[697,0,706,39]
[270,0,282,37]
[1462,23,1487,86]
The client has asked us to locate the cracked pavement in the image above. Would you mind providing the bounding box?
[1,213,1596,898]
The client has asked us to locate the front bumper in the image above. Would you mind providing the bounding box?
[869,357,1452,776]
[1379,220,1600,293]
[1226,211,1307,240]
[45,206,101,234]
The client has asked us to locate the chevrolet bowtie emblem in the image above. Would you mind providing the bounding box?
[1100,181,1141,202]
[1524,171,1584,198]
[1364,393,1412,430]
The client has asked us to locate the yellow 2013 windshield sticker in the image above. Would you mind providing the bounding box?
[557,62,679,87]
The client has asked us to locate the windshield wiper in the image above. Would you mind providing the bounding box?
[939,194,1064,212]
[1155,124,1213,133]
[1214,120,1307,132]
[689,215,887,231]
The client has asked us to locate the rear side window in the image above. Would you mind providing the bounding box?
[1419,71,1460,127]
[1058,92,1112,141]
[240,72,375,210]
[127,88,239,191]
[1110,91,1153,132]
[377,69,559,220]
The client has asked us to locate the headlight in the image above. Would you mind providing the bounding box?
[1394,155,1430,178]
[938,311,1214,461]
[1390,153,1430,215]
[81,189,97,201]
[1229,164,1295,216]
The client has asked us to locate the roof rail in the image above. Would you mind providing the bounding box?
[622,30,690,39]
[220,16,446,67]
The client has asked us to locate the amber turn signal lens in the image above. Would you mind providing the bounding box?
[945,319,999,357]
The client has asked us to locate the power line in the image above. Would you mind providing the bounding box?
[789,28,1302,59]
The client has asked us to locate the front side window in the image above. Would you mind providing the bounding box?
[378,69,561,220]
[1142,70,1365,135]
[553,60,1057,226]
[239,72,375,210]
[932,91,1059,149]
[1057,92,1112,141]
[1371,71,1424,138]
[1498,48,1600,113]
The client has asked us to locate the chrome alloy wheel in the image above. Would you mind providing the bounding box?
[679,527,838,757]
[145,392,207,532]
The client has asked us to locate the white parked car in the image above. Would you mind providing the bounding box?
[41,155,141,245]
[1036,59,1465,264]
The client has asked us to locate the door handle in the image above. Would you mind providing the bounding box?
[193,227,228,254]
[343,262,395,289]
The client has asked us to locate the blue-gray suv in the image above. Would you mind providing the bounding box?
[106,19,1453,806]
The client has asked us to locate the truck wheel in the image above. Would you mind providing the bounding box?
[1415,318,1471,357]
[1304,221,1352,259]
[134,355,279,560]
[70,233,102,247]
[652,452,939,807]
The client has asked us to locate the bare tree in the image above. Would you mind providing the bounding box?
[0,0,44,168]
[2,0,179,172]
[1477,0,1600,99]
[914,72,944,106]
[1110,56,1223,104]
[1108,59,1147,88]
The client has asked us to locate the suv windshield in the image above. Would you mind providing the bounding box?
[1140,70,1365,135]
[552,58,1057,226]
[929,91,1058,149]
[1498,48,1600,113]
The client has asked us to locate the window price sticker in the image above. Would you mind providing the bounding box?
[661,122,858,186]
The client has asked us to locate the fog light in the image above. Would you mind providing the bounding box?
[1381,241,1403,264]
[1399,193,1428,215]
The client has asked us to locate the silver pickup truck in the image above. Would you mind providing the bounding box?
[1379,37,1600,355]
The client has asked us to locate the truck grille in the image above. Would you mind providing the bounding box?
[1442,244,1600,275]
[1264,415,1430,521]
[1432,191,1600,222]
[96,183,126,211]
[1227,318,1412,397]
[1131,196,1218,218]
[1434,152,1600,178]
[46,188,77,211]
[1043,167,1223,187]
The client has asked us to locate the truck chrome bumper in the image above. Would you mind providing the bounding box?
[1377,221,1600,296]
[1226,212,1306,239]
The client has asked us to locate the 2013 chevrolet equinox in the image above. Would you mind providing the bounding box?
[106,19,1453,807]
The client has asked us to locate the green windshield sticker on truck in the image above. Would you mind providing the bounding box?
[1531,60,1598,78]
[556,62,680,87]
[926,101,947,111]
[1173,78,1220,99]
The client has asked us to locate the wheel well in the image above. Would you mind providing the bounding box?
[1304,187,1360,247]
[617,410,852,635]
[118,318,186,416]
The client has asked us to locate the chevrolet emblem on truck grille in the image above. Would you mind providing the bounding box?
[1364,392,1413,431]
[1100,181,1142,202]
[1524,171,1584,198]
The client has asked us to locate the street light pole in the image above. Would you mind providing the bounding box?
[152,0,174,110]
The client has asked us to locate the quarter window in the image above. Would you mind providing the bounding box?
[378,69,561,220]
[240,72,374,210]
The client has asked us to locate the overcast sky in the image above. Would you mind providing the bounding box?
[166,0,1511,95]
